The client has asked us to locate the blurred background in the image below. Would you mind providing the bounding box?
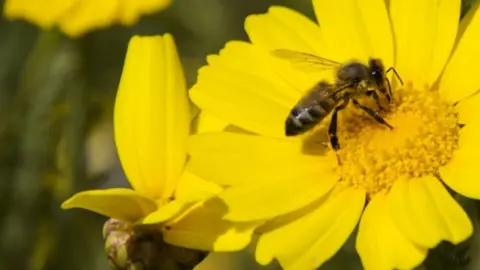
[0,0,478,269]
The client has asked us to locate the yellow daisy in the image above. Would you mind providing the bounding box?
[3,0,171,37]
[61,34,258,252]
[186,0,480,269]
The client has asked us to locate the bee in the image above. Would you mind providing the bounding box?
[274,49,403,151]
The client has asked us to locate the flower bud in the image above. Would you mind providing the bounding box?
[103,219,207,270]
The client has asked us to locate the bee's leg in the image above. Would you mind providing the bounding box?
[385,67,403,104]
[352,99,393,129]
[365,90,385,111]
[328,100,349,151]
[386,67,404,85]
[385,78,394,104]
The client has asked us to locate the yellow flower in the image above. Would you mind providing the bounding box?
[3,0,171,37]
[186,0,480,269]
[61,34,258,252]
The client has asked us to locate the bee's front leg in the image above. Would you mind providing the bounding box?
[365,90,385,111]
[352,99,393,130]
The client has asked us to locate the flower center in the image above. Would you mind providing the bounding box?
[335,87,459,197]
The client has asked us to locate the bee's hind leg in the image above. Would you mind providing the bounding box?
[352,99,393,129]
[328,100,349,151]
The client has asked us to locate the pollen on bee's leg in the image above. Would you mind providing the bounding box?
[334,87,459,198]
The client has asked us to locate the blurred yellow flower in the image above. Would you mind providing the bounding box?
[186,0,480,269]
[3,0,172,37]
[62,34,259,252]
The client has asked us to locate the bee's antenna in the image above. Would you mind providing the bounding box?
[386,67,404,85]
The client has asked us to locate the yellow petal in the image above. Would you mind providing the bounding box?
[4,0,77,29]
[163,198,261,252]
[219,166,337,222]
[183,133,338,222]
[4,0,172,37]
[141,199,193,225]
[115,34,189,199]
[143,170,225,228]
[245,6,324,54]
[388,176,472,248]
[390,0,460,89]
[356,192,427,270]
[187,132,330,186]
[456,0,479,41]
[255,185,365,269]
[193,111,229,134]
[439,123,480,199]
[61,188,157,223]
[439,2,480,103]
[455,92,480,125]
[196,241,265,270]
[190,41,318,138]
[425,0,461,87]
[58,0,119,37]
[118,0,172,25]
[174,169,222,202]
[312,0,393,66]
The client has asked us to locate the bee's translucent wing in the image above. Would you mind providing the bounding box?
[272,49,342,72]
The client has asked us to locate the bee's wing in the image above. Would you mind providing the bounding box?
[272,49,342,72]
[300,82,352,107]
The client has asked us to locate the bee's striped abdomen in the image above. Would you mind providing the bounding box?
[285,81,339,136]
[285,98,336,136]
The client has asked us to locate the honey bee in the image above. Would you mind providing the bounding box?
[274,49,403,151]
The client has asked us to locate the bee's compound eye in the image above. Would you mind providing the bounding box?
[371,70,383,83]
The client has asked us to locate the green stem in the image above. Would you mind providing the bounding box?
[0,29,65,269]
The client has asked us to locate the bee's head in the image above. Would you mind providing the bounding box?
[369,59,385,86]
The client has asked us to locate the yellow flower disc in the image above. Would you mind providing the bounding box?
[337,87,459,197]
